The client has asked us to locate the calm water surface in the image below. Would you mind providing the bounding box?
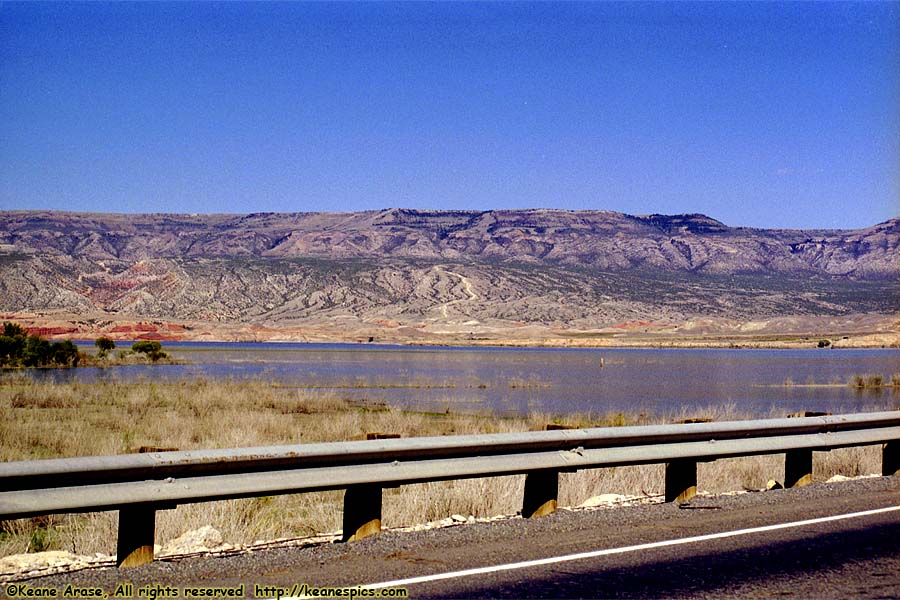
[35,343,900,418]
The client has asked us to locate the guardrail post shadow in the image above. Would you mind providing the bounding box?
[342,484,382,542]
[784,449,813,488]
[883,441,900,476]
[665,460,697,502]
[116,506,156,568]
[522,469,558,518]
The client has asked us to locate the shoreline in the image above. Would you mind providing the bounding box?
[3,311,898,351]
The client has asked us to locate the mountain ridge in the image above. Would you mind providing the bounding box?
[2,209,897,278]
[1,209,897,346]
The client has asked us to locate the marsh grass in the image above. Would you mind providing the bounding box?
[849,373,900,391]
[0,377,885,557]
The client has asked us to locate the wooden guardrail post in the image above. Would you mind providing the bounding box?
[883,442,900,476]
[342,484,382,542]
[785,449,813,488]
[665,459,697,502]
[522,469,559,517]
[116,506,156,568]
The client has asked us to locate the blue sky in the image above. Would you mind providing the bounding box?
[1,1,897,229]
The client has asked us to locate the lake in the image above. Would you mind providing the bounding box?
[28,343,900,418]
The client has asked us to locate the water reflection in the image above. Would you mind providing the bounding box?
[23,343,900,418]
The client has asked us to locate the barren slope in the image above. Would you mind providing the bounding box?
[1,209,897,345]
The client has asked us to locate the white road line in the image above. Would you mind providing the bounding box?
[359,505,900,591]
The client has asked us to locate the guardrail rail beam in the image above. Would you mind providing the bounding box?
[2,411,898,567]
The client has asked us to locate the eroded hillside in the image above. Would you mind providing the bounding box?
[1,209,897,345]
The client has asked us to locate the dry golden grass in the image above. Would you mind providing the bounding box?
[0,375,884,557]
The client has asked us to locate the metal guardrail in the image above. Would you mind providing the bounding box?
[1,411,899,568]
[6,411,899,488]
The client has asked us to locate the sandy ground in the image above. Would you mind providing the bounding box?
[2,310,897,349]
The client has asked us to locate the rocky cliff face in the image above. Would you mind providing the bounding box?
[0,209,897,336]
[3,209,898,278]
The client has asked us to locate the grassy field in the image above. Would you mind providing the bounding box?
[0,375,884,557]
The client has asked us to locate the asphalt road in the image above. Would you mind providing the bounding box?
[22,475,900,599]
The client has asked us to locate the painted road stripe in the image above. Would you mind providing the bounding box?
[356,505,900,591]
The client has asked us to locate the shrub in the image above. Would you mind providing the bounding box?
[866,375,884,388]
[131,341,162,355]
[95,336,115,359]
[850,374,889,390]
[147,350,168,363]
[131,340,168,363]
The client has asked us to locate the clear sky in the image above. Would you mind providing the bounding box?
[1,1,898,229]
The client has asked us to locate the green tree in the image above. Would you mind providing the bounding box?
[50,340,80,368]
[0,335,24,365]
[0,322,28,366]
[95,336,116,359]
[0,321,82,368]
[2,322,28,338]
[22,335,51,367]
